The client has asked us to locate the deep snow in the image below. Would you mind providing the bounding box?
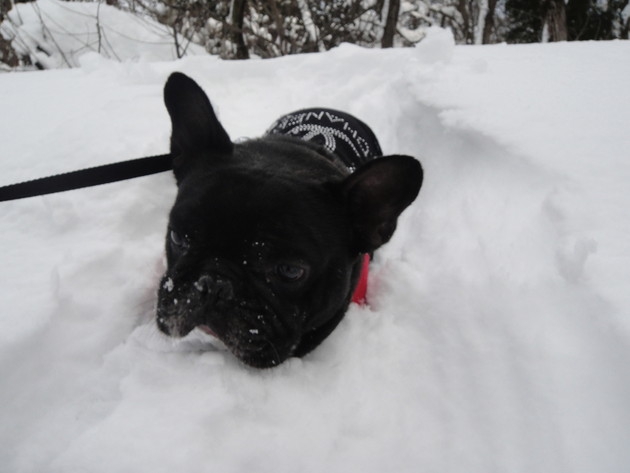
[1,14,630,473]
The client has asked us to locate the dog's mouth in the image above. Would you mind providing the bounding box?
[157,302,299,368]
[196,318,296,368]
[197,324,219,338]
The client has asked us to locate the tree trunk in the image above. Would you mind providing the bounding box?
[475,0,488,44]
[482,0,498,44]
[543,0,568,41]
[231,0,249,59]
[457,0,474,44]
[381,0,400,48]
[0,0,11,23]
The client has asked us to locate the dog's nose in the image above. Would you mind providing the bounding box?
[196,275,234,301]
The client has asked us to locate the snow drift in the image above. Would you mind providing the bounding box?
[1,16,629,473]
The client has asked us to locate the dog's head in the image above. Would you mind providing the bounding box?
[156,73,423,368]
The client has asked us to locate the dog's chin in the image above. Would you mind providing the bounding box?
[198,322,296,369]
[157,303,298,369]
[233,343,292,369]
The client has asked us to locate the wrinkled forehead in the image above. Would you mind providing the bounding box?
[170,169,349,258]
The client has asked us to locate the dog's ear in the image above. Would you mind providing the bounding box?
[164,72,233,170]
[341,155,423,253]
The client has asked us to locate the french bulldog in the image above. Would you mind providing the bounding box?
[156,72,423,368]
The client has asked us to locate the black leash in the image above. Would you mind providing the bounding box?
[0,153,172,202]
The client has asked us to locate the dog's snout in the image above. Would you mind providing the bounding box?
[196,275,234,301]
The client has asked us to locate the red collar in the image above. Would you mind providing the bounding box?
[351,254,370,305]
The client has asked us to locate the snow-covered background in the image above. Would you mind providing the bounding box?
[1,0,206,69]
[1,5,630,472]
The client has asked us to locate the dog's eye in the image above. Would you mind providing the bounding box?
[169,229,188,249]
[276,263,307,282]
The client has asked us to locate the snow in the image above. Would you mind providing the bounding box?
[3,0,205,69]
[1,8,630,472]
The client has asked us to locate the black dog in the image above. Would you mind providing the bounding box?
[156,73,423,368]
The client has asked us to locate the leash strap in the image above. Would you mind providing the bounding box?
[0,154,172,202]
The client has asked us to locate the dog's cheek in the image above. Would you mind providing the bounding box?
[303,265,353,324]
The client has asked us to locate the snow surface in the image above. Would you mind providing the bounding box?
[1,20,630,473]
